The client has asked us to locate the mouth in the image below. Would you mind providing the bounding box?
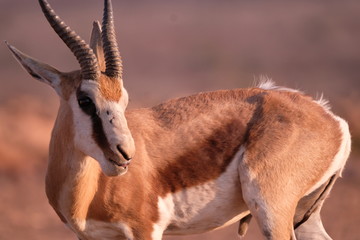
[109,158,131,169]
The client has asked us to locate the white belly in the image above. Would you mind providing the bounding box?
[158,149,249,236]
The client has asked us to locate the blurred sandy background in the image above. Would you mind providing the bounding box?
[1,0,360,239]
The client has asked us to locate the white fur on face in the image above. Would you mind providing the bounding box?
[98,88,135,159]
[70,80,135,176]
[70,91,106,165]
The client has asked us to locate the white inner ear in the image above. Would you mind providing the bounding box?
[24,59,62,96]
[24,59,61,87]
[7,43,63,95]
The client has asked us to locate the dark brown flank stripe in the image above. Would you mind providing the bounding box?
[148,89,251,195]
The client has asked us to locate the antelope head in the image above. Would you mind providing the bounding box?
[6,0,135,177]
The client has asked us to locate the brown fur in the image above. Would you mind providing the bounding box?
[7,4,348,238]
[45,87,345,239]
[147,89,255,195]
[98,74,122,101]
[46,99,75,223]
[239,89,342,239]
[59,71,82,100]
[243,90,341,193]
[59,71,121,102]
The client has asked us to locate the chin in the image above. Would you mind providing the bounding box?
[101,162,129,177]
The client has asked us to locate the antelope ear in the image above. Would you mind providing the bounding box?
[90,21,105,72]
[5,41,63,96]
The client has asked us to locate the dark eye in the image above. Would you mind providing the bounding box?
[78,97,93,108]
[77,96,97,116]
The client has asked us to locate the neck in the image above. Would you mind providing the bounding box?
[46,101,101,226]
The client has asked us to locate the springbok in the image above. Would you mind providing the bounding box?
[6,0,351,239]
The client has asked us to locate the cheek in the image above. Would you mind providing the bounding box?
[73,113,92,142]
[72,105,103,159]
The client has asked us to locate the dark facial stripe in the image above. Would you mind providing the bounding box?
[76,89,115,159]
[91,112,112,154]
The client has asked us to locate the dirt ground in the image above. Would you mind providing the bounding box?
[1,0,359,239]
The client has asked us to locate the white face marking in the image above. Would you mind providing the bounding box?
[70,80,135,177]
[160,146,249,235]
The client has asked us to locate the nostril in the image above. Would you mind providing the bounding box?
[116,145,132,161]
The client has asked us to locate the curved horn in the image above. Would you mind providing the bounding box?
[38,0,100,80]
[102,0,122,78]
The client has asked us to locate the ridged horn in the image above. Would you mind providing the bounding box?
[102,0,122,79]
[38,0,100,80]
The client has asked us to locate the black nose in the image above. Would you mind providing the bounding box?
[116,145,132,161]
